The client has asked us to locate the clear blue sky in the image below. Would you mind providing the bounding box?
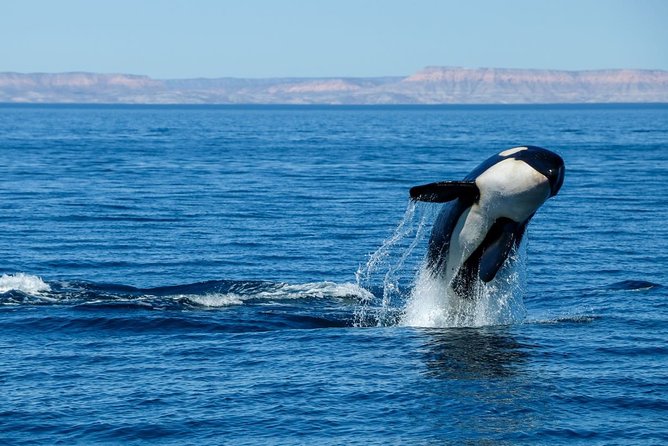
[2,0,667,78]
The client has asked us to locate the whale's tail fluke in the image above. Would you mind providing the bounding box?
[409,181,479,203]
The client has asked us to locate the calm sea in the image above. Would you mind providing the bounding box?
[1,104,667,445]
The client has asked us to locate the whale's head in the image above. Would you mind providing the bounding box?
[409,146,565,217]
[470,146,565,222]
[504,146,565,198]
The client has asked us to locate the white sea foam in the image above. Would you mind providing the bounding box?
[182,293,245,307]
[172,282,372,308]
[0,273,51,294]
[277,282,374,300]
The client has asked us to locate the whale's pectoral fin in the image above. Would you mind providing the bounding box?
[478,218,528,282]
[409,181,480,203]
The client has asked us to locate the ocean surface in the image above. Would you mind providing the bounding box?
[1,103,667,445]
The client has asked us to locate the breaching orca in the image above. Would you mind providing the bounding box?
[410,146,565,299]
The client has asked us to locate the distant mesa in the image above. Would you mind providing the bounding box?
[1,67,667,104]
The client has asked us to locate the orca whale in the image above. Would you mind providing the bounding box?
[410,146,565,299]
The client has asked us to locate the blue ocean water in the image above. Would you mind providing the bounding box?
[1,104,667,445]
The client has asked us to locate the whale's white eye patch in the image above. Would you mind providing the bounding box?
[499,146,528,157]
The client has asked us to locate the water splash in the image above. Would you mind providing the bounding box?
[401,241,528,327]
[0,273,51,294]
[355,202,529,328]
[354,201,436,326]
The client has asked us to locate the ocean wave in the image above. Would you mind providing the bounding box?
[604,280,663,291]
[527,314,602,325]
[0,273,373,310]
[573,279,665,297]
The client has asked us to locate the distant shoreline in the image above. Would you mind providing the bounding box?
[2,67,668,105]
